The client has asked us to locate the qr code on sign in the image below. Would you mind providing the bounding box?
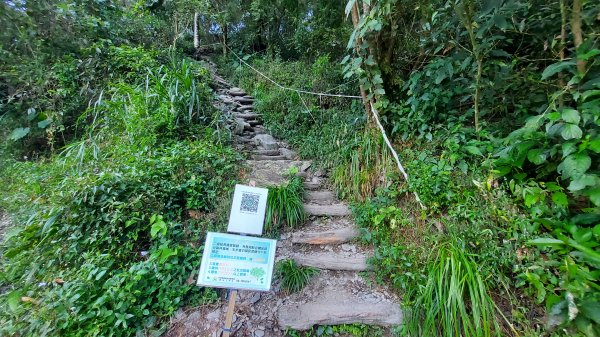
[240,192,260,214]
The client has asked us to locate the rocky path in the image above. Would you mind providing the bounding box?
[165,61,402,337]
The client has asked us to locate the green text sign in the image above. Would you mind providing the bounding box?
[197,232,276,291]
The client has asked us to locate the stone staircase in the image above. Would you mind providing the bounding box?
[165,61,402,337]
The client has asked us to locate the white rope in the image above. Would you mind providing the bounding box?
[226,45,362,99]
[370,102,426,209]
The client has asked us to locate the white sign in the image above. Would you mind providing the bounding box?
[227,184,268,235]
[197,232,276,291]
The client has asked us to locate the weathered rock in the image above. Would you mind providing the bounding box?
[304,203,351,216]
[253,134,279,150]
[300,161,312,172]
[303,181,321,190]
[228,87,246,96]
[236,105,254,112]
[291,227,359,245]
[252,155,287,161]
[278,302,403,330]
[248,120,261,126]
[304,190,336,205]
[234,96,254,104]
[234,118,248,135]
[279,148,297,160]
[291,251,370,271]
[235,112,259,120]
[253,149,280,156]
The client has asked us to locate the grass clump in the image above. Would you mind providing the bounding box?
[405,242,500,337]
[276,259,319,294]
[265,175,306,232]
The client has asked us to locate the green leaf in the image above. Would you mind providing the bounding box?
[551,192,568,207]
[9,127,30,141]
[586,188,600,206]
[561,109,580,124]
[37,120,51,129]
[562,140,578,158]
[561,124,583,140]
[542,60,576,80]
[588,137,600,153]
[557,153,591,180]
[580,300,600,324]
[578,48,600,61]
[528,237,564,248]
[527,148,547,164]
[464,145,483,156]
[7,291,22,312]
[568,174,597,192]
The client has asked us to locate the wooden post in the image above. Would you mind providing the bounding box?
[221,289,237,337]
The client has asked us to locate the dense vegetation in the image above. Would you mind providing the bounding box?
[1,0,599,336]
[0,2,238,335]
[218,1,599,336]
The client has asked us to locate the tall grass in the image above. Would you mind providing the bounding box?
[275,259,319,293]
[265,176,306,232]
[405,242,500,337]
[333,129,393,201]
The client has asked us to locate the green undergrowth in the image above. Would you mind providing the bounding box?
[284,323,388,337]
[219,54,600,335]
[275,259,319,294]
[0,51,239,336]
[265,175,306,235]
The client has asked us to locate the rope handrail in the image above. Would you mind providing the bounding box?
[225,44,362,99]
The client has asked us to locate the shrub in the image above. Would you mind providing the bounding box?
[265,176,306,232]
[275,259,319,294]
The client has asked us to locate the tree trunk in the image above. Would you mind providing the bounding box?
[222,24,228,56]
[351,2,372,118]
[571,0,585,74]
[193,12,199,49]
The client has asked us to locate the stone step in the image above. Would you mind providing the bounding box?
[278,302,403,330]
[291,251,370,271]
[304,190,336,205]
[235,112,259,120]
[291,227,359,245]
[235,105,253,112]
[228,87,246,96]
[253,149,280,156]
[303,181,321,190]
[304,203,351,217]
[252,155,288,161]
[233,97,254,104]
[248,120,261,126]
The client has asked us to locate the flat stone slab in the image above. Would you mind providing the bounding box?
[228,87,246,96]
[304,190,336,205]
[304,203,351,216]
[253,149,280,156]
[292,252,370,271]
[235,105,254,111]
[291,227,359,245]
[252,155,287,161]
[278,302,402,330]
[233,96,254,104]
[303,181,321,190]
[235,112,259,119]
